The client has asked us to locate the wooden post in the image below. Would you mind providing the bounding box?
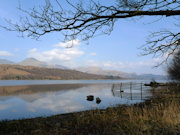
[111,84,115,91]
[141,82,143,101]
[130,82,132,100]
[120,83,122,98]
[153,83,155,93]
[111,84,115,97]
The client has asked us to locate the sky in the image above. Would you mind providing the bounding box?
[0,0,178,75]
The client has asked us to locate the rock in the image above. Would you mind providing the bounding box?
[87,95,94,101]
[96,97,101,104]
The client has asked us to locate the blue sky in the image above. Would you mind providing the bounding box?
[0,0,178,75]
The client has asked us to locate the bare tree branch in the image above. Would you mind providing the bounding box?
[0,0,180,65]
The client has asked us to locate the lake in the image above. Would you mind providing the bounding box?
[0,80,164,120]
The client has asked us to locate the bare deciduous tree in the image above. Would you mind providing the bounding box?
[167,49,180,81]
[1,0,180,63]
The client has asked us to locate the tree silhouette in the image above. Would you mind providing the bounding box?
[167,50,180,81]
[1,0,180,64]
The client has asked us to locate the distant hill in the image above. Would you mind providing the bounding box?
[75,66,167,80]
[0,58,68,69]
[0,59,167,80]
[135,74,168,80]
[0,59,15,65]
[18,58,48,67]
[75,66,136,78]
[0,65,122,80]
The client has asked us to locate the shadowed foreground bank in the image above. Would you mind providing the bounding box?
[0,86,180,135]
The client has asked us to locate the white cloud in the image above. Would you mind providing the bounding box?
[85,58,162,70]
[27,40,84,67]
[90,53,97,56]
[28,48,84,61]
[28,48,37,53]
[84,58,165,75]
[14,49,19,52]
[53,39,80,48]
[0,51,13,56]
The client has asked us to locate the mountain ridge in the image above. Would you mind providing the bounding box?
[0,59,15,65]
[0,58,167,79]
[75,66,167,80]
[0,64,122,80]
[0,58,68,69]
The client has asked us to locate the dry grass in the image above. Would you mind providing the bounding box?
[0,65,30,79]
[0,86,180,135]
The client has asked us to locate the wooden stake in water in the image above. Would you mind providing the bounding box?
[130,82,132,100]
[111,84,115,97]
[120,83,122,98]
[141,82,143,101]
[111,84,115,91]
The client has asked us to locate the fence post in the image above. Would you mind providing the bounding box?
[141,82,143,101]
[120,83,122,98]
[111,84,115,97]
[130,82,132,100]
[111,84,114,91]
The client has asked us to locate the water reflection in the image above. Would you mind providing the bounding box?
[0,83,152,120]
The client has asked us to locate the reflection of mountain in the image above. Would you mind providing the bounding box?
[0,84,88,96]
[0,83,151,120]
[0,83,112,102]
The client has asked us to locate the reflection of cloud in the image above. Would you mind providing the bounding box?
[75,84,112,93]
[27,92,85,113]
[0,83,147,120]
[26,84,112,113]
[0,104,11,110]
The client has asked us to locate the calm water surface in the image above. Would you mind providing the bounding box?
[0,80,165,120]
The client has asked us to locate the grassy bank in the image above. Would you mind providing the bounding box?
[0,86,180,135]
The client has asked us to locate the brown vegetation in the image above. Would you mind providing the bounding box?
[0,64,122,80]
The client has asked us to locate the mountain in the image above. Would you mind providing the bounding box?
[0,59,167,80]
[75,66,136,78]
[18,58,48,67]
[0,65,122,80]
[136,74,168,80]
[75,66,167,80]
[0,59,15,65]
[17,58,68,69]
